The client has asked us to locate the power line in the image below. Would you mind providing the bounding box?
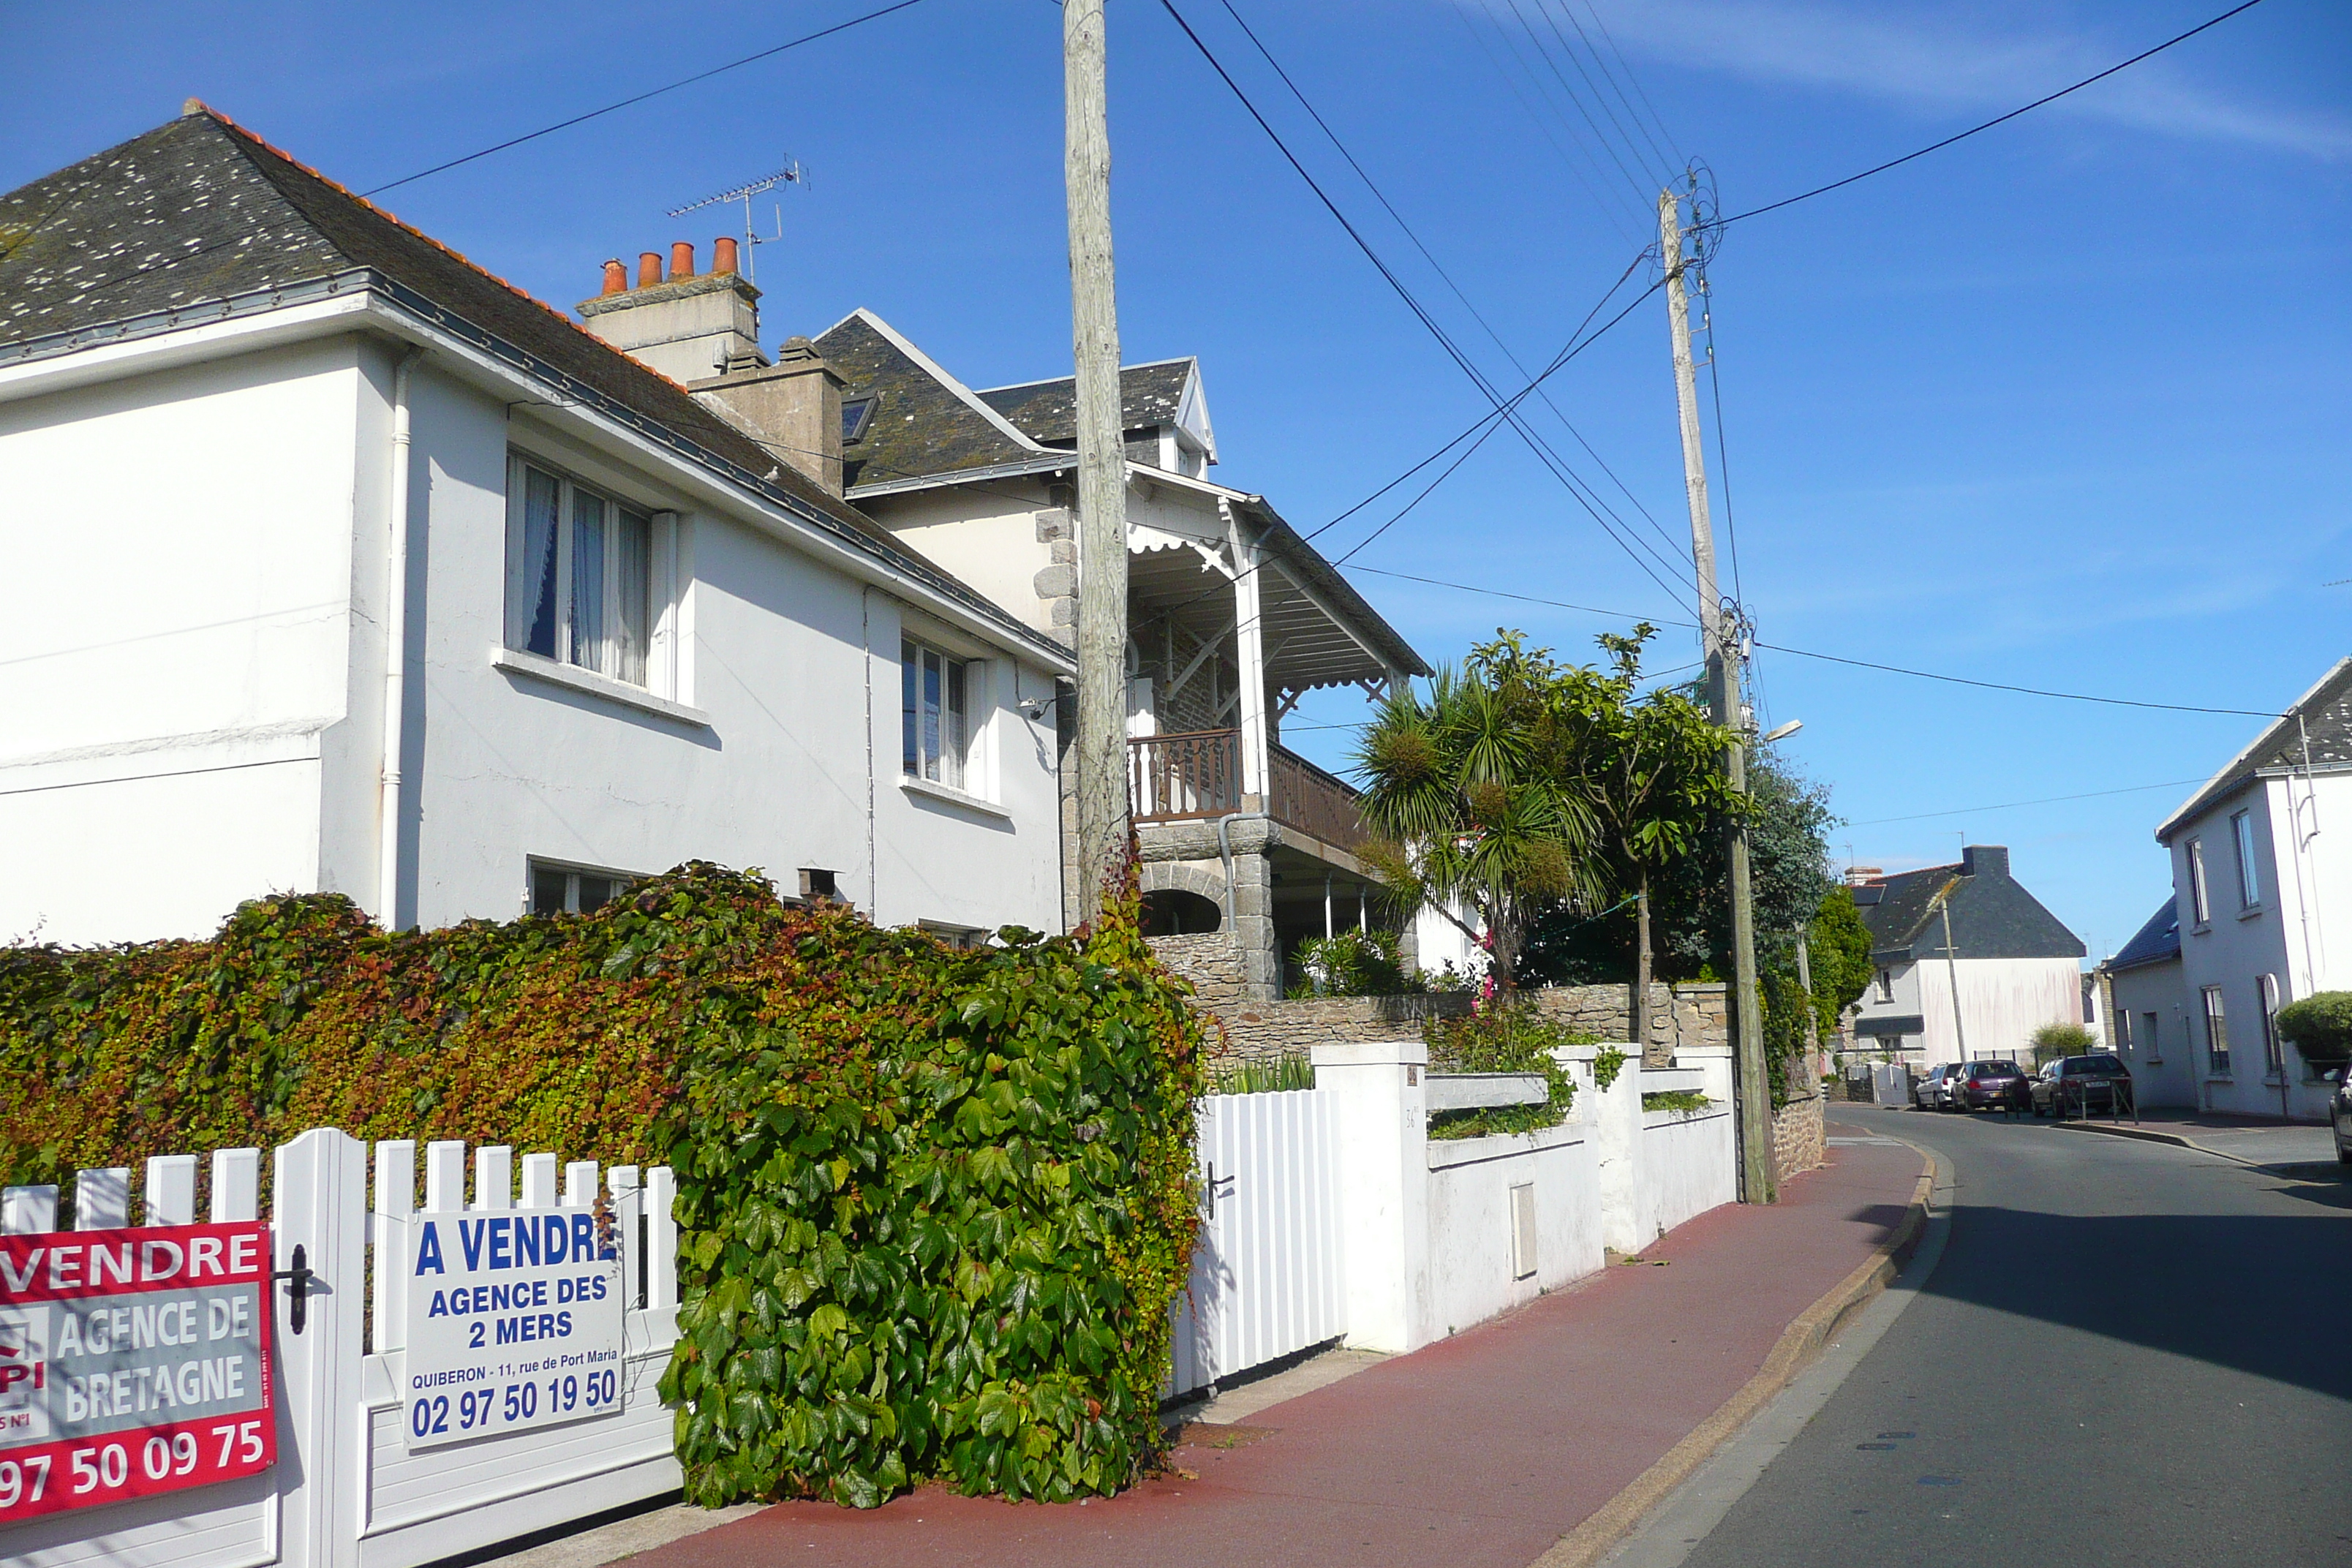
[1849,777,2213,826]
[1159,0,1700,607]
[1714,0,2272,227]
[1340,564,2288,717]
[1214,0,1689,570]
[361,0,932,196]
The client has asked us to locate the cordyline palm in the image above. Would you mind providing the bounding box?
[1352,657,1602,993]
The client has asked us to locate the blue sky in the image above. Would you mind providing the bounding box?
[7,0,2346,962]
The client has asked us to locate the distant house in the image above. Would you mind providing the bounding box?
[0,108,1071,945]
[2120,657,2352,1121]
[794,309,1431,1002]
[2098,900,2193,1108]
[1847,845,2087,1065]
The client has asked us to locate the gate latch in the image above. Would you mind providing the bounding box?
[274,1244,313,1335]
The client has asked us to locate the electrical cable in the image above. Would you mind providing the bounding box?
[1215,0,1689,569]
[1712,0,2271,227]
[1339,564,2288,717]
[1160,0,1700,607]
[1448,1,1646,249]
[1848,777,2214,826]
[361,0,932,196]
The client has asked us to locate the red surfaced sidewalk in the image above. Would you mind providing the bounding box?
[620,1119,1923,1568]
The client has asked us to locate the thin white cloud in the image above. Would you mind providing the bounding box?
[1578,0,2351,160]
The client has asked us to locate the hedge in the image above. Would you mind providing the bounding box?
[0,862,1204,1507]
[2274,991,2352,1067]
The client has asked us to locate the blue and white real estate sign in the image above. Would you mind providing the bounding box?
[402,1209,626,1450]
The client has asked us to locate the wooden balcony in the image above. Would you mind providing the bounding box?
[1128,728,1367,855]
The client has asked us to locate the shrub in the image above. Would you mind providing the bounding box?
[1207,1055,1316,1094]
[1422,1004,1591,1139]
[1641,1090,1711,1115]
[2275,992,2352,1067]
[1289,928,1418,998]
[0,863,1205,1509]
[2031,1021,2095,1066]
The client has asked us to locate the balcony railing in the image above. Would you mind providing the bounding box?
[1128,728,1241,821]
[1128,728,1367,855]
[1269,745,1368,853]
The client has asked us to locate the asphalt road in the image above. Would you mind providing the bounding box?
[1680,1104,2352,1568]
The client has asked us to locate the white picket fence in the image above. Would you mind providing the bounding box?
[1167,1090,1346,1398]
[3,1129,677,1568]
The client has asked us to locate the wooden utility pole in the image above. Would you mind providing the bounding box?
[1065,0,1130,923]
[1659,186,1773,1205]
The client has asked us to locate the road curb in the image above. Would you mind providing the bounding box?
[1529,1141,1937,1568]
[2054,1120,2244,1163]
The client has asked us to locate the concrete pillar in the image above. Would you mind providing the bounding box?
[1310,1040,1428,1353]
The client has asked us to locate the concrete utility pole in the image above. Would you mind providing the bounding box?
[1659,186,1773,1205]
[1065,0,1131,923]
[1939,896,1969,1061]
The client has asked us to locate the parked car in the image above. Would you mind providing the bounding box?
[2031,1055,2133,1118]
[2327,1066,2352,1165]
[1912,1063,1966,1111]
[1956,1060,2032,1112]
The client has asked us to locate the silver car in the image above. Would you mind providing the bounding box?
[1912,1063,1965,1111]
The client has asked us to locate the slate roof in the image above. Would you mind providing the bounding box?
[0,108,1055,643]
[1855,846,2084,962]
[814,309,1044,489]
[2105,899,2182,973]
[976,360,1194,446]
[2157,657,2352,842]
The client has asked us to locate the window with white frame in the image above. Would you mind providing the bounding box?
[2258,973,2283,1077]
[528,860,637,916]
[1875,967,1894,1003]
[2186,838,2211,925]
[2231,810,2260,909]
[507,458,668,690]
[902,639,970,789]
[2201,984,2230,1075]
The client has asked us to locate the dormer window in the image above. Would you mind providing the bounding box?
[842,397,876,445]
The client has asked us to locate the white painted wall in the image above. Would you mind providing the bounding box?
[863,487,1055,635]
[1423,1123,1600,1340]
[1,325,1068,947]
[2163,774,2348,1120]
[2108,957,2195,1109]
[0,339,372,943]
[1913,956,2082,1064]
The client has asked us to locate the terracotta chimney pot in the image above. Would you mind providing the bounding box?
[637,251,663,289]
[671,241,695,280]
[712,237,739,275]
[600,259,627,295]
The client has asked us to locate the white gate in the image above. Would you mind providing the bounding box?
[1168,1090,1346,1398]
[2,1128,678,1568]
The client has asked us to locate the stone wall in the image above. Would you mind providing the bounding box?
[1136,817,1279,1001]
[1212,992,1474,1063]
[1528,982,1729,1060]
[1146,932,1248,1011]
[1771,1092,1826,1183]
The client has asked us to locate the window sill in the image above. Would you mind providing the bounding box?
[2236,905,2264,922]
[2206,1074,2234,1084]
[491,647,710,728]
[2190,921,2212,935]
[899,773,1011,821]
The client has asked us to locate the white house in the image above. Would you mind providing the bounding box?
[0,107,1072,947]
[792,309,1432,1001]
[1847,845,2086,1066]
[2099,899,2197,1108]
[2113,657,2352,1121]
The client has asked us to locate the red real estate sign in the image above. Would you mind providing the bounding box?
[0,1221,276,1524]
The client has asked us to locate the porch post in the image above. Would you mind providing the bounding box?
[1231,520,1268,803]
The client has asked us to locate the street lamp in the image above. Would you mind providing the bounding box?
[1761,719,1803,744]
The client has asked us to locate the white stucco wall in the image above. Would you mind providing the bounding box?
[1,325,1067,948]
[2107,958,2195,1109]
[1915,956,2083,1064]
[0,338,374,943]
[2163,774,2348,1119]
[864,488,1055,636]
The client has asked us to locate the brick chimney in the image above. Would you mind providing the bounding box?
[688,336,845,497]
[576,241,765,382]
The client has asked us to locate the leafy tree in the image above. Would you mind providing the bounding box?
[1543,626,1733,1057]
[1354,637,1602,992]
[1806,887,1876,1042]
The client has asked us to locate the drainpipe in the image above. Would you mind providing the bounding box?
[377,347,424,929]
[863,586,878,916]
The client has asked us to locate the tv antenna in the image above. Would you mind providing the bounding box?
[668,162,805,282]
